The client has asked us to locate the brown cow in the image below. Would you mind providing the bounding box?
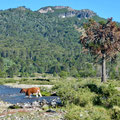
[20,87,42,98]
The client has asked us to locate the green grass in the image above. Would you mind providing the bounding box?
[0,78,18,85]
[0,73,60,85]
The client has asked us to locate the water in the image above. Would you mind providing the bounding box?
[0,85,61,104]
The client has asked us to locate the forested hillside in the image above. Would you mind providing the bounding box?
[0,6,119,78]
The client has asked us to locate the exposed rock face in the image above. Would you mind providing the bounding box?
[38,7,54,13]
[54,6,74,11]
[38,6,96,19]
[77,9,96,18]
[58,9,96,19]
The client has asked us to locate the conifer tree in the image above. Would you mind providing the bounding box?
[80,18,120,82]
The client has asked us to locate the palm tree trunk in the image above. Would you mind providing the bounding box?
[101,54,106,82]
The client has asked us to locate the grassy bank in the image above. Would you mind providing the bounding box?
[53,78,120,120]
[0,73,60,85]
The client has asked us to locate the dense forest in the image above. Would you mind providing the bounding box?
[0,6,120,78]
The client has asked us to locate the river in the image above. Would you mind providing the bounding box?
[0,85,61,104]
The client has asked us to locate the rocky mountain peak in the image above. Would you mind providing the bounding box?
[38,7,54,13]
[54,6,74,11]
[38,6,74,13]
[58,8,96,19]
[38,6,96,19]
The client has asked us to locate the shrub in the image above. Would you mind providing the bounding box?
[84,83,102,94]
[93,84,120,108]
[79,69,96,77]
[65,104,110,120]
[53,78,120,119]
[53,80,95,107]
[111,106,120,120]
[53,72,57,77]
[72,73,81,78]
[59,71,68,78]
[41,88,51,96]
[0,70,6,78]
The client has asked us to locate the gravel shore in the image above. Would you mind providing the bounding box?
[0,100,64,120]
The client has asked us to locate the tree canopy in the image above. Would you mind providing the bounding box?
[0,7,120,78]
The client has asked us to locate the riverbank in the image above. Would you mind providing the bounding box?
[4,83,53,89]
[0,84,64,120]
[0,100,64,120]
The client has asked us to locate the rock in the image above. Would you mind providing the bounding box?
[50,99,58,108]
[38,6,96,19]
[31,101,40,107]
[46,109,56,113]
[40,99,48,107]
[51,92,57,96]
[42,104,49,110]
[8,105,23,109]
[38,7,54,13]
[58,9,96,19]
[22,102,32,108]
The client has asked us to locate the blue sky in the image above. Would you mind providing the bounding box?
[0,0,120,22]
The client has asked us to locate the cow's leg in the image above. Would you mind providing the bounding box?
[38,91,42,97]
[25,96,29,98]
[27,91,32,98]
[35,92,38,97]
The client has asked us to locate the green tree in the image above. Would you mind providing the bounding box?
[6,64,18,78]
[80,18,120,82]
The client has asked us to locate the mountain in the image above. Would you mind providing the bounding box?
[0,6,116,78]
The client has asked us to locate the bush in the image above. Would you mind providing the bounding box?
[53,72,58,77]
[0,70,6,78]
[111,106,120,120]
[59,71,68,78]
[70,67,79,78]
[93,84,120,108]
[78,63,97,77]
[40,87,51,96]
[79,69,96,77]
[72,73,81,78]
[53,78,120,119]
[53,80,95,107]
[65,104,111,120]
[84,83,102,94]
